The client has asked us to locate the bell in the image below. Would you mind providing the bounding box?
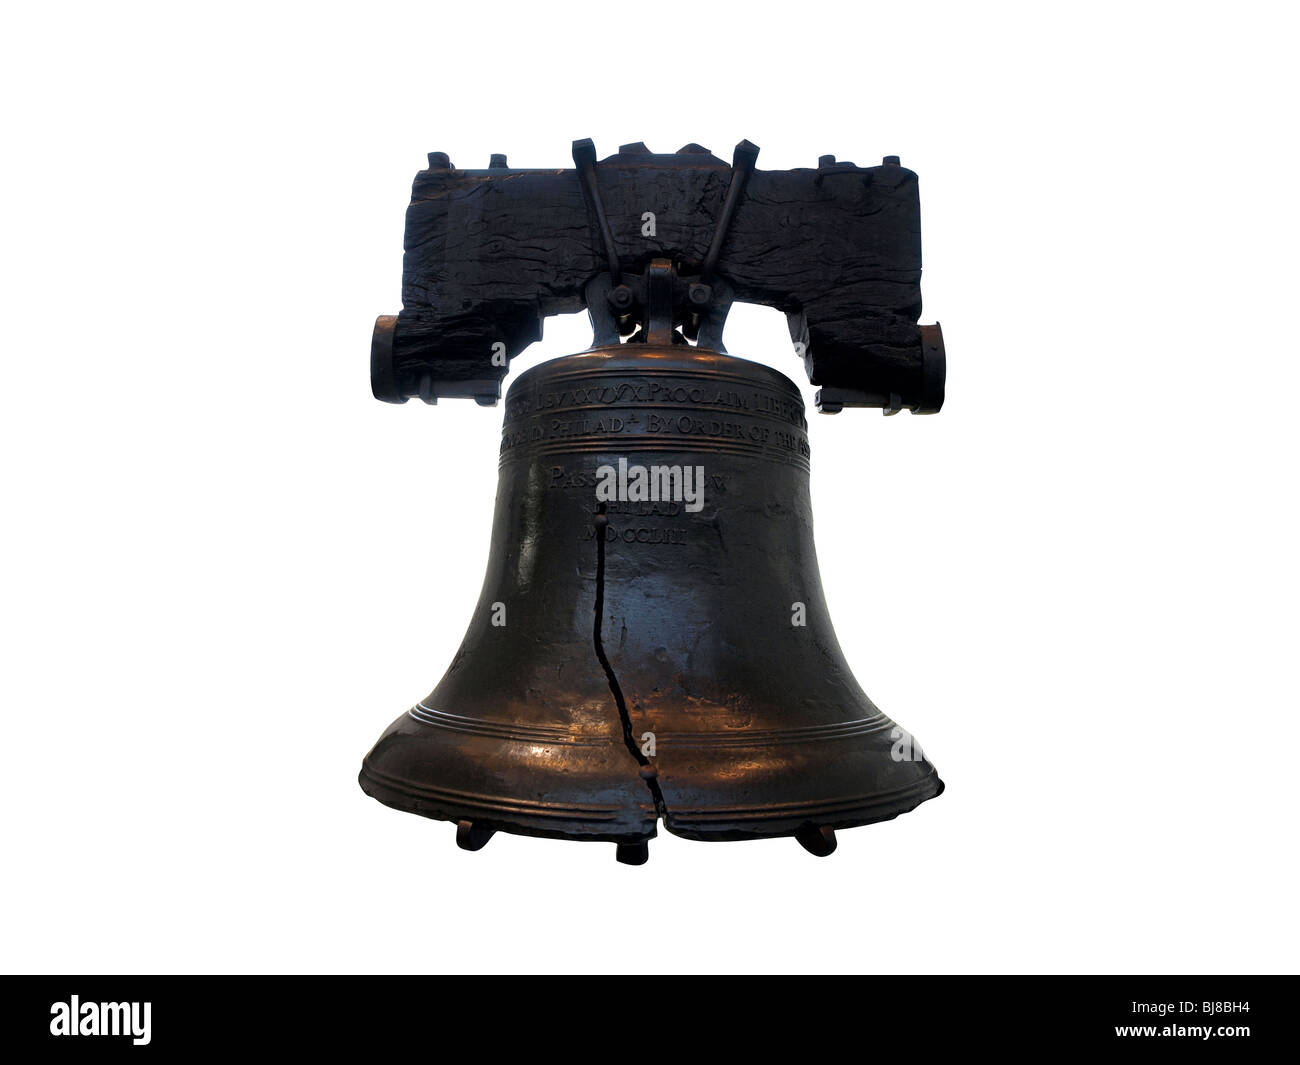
[359,140,946,862]
[359,340,943,861]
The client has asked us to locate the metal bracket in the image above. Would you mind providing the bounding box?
[576,141,756,350]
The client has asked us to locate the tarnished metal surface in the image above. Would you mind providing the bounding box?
[359,343,943,855]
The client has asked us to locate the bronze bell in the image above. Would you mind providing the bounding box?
[359,141,947,862]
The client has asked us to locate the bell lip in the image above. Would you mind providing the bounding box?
[506,343,805,403]
[357,761,658,845]
[359,757,942,847]
[660,770,945,843]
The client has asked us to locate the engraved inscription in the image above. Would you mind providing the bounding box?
[501,373,811,465]
[506,378,806,429]
[548,465,728,498]
[579,523,688,546]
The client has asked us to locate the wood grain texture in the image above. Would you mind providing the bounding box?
[383,146,938,409]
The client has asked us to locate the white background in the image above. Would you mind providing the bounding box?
[2,1,1296,974]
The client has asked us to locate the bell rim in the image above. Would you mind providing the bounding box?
[359,755,942,846]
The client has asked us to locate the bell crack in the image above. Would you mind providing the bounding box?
[592,504,669,827]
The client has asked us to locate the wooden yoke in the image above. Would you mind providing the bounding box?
[371,139,945,415]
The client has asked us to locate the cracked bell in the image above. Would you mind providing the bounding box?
[358,343,944,859]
